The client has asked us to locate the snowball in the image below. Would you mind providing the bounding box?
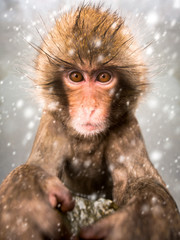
[111,22,117,29]
[1,96,4,103]
[47,102,59,111]
[52,11,57,16]
[171,19,176,27]
[72,157,79,165]
[147,97,158,109]
[150,150,162,162]
[28,121,35,129]
[97,55,104,62]
[16,99,24,109]
[24,107,35,118]
[109,164,115,172]
[173,0,180,8]
[162,31,167,37]
[141,204,150,215]
[118,156,125,163]
[169,110,175,120]
[89,193,97,201]
[146,46,154,55]
[68,49,75,56]
[154,33,160,41]
[11,163,15,168]
[25,132,33,141]
[94,39,102,48]
[109,88,115,96]
[12,151,16,156]
[25,35,33,42]
[146,11,158,25]
[84,160,91,168]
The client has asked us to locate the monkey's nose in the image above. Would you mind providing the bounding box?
[84,107,96,118]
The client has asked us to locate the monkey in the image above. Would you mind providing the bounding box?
[0,3,180,240]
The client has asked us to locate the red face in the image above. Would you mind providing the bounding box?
[63,68,117,136]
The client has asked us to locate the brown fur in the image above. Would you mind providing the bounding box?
[0,4,180,240]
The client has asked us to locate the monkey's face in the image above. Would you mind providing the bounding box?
[34,5,148,138]
[63,67,117,136]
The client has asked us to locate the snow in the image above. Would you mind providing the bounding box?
[47,101,59,111]
[109,88,115,96]
[146,11,159,26]
[154,33,160,41]
[97,55,104,62]
[118,156,125,163]
[24,107,35,118]
[111,22,117,29]
[0,0,179,209]
[16,99,24,108]
[84,160,92,168]
[28,121,35,129]
[25,34,33,42]
[150,150,162,162]
[94,39,102,48]
[147,97,158,109]
[68,49,75,56]
[146,46,154,55]
[173,0,180,8]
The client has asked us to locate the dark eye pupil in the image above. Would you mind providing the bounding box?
[69,72,83,82]
[97,72,111,82]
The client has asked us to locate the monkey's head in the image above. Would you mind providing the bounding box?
[34,4,148,138]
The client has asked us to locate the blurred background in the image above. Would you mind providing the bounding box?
[0,0,180,208]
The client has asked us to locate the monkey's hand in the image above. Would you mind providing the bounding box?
[0,164,75,240]
[79,180,180,240]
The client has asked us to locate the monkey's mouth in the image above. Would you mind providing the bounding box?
[72,121,106,136]
[82,123,97,131]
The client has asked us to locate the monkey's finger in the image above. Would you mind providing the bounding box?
[49,185,75,212]
[79,216,113,239]
[49,193,58,207]
[46,177,75,211]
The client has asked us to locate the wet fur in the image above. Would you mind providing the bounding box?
[0,3,180,240]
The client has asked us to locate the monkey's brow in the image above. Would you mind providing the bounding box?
[58,65,117,75]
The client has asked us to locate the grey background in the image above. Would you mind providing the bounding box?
[0,0,180,208]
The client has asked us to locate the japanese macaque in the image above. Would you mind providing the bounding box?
[0,4,180,240]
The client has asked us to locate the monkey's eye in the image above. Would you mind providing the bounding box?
[69,72,83,82]
[97,72,111,83]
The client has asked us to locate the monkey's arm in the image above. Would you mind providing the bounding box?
[27,112,71,175]
[106,116,165,205]
[0,113,74,240]
[80,116,180,240]
[0,164,74,240]
[80,179,180,240]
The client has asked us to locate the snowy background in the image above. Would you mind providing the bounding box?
[0,0,180,208]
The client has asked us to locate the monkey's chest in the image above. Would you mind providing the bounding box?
[59,156,112,199]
